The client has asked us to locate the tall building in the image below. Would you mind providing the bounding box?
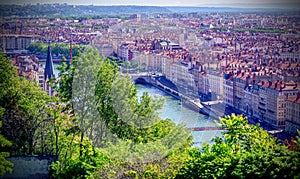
[0,35,38,52]
[257,81,299,128]
[285,93,300,135]
[224,73,234,107]
[44,44,55,96]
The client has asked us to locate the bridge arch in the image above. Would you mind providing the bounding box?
[134,77,149,84]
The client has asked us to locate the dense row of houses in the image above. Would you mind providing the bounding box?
[117,38,300,135]
[5,12,300,136]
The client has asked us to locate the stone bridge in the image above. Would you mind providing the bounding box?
[123,72,153,84]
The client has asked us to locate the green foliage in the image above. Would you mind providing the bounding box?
[176,114,300,179]
[54,57,77,103]
[107,56,124,66]
[94,120,192,178]
[0,121,14,176]
[50,135,110,179]
[94,52,192,178]
[27,41,87,58]
[0,54,15,174]
[0,76,50,154]
[0,53,17,104]
[50,46,192,178]
[0,52,63,156]
[72,46,108,156]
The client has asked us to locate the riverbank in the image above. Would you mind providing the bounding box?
[134,75,221,120]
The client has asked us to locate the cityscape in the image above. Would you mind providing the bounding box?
[0,2,300,178]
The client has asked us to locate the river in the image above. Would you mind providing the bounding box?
[48,62,223,147]
[135,84,223,147]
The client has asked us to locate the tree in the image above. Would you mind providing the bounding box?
[27,41,87,58]
[94,55,193,178]
[50,47,113,178]
[0,77,51,155]
[71,46,107,156]
[0,52,58,155]
[27,41,47,54]
[51,46,193,178]
[0,121,14,176]
[176,114,300,179]
[54,57,77,103]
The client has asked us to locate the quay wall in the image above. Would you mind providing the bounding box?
[131,75,219,119]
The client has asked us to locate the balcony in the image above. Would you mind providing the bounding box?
[258,107,266,112]
[259,102,266,106]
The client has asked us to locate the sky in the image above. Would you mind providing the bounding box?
[0,0,299,6]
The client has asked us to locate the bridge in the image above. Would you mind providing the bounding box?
[123,72,153,84]
[187,127,225,131]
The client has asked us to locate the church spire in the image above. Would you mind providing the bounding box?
[44,43,55,80]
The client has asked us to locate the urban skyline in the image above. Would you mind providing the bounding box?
[1,0,300,8]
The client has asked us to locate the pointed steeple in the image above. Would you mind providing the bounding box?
[44,43,55,80]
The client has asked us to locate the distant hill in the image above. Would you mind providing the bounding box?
[0,4,172,17]
[0,4,298,18]
[201,2,300,9]
[165,6,299,13]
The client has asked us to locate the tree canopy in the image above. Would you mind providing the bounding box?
[176,114,300,179]
[27,41,87,59]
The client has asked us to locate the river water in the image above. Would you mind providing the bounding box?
[135,84,223,147]
[48,62,222,147]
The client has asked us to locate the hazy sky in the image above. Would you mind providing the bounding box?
[0,0,299,6]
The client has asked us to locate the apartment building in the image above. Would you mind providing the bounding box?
[1,35,39,51]
[169,62,196,96]
[198,72,210,99]
[118,43,134,60]
[285,94,300,135]
[258,81,299,128]
[96,44,114,57]
[224,74,234,107]
[207,70,224,100]
[244,84,260,117]
[233,74,247,111]
[280,52,300,63]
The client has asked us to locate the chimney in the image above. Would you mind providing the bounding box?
[268,81,272,88]
[280,82,284,91]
